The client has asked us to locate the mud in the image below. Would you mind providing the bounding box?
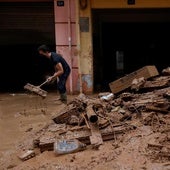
[0,92,170,170]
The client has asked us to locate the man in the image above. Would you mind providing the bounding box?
[37,45,71,103]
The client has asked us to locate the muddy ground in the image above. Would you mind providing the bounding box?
[0,92,170,170]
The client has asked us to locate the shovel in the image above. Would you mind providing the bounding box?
[24,79,49,98]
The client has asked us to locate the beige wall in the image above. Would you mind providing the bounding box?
[78,0,93,93]
[79,1,93,75]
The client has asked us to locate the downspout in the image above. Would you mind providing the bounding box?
[76,0,83,93]
[68,0,73,94]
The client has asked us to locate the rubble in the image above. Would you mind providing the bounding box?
[18,150,35,161]
[17,66,170,165]
[131,77,146,91]
[162,67,170,76]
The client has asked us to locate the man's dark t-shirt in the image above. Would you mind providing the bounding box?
[50,52,71,77]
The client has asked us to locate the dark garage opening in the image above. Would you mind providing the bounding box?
[92,9,170,92]
[0,2,55,92]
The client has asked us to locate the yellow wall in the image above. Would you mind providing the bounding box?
[77,0,93,93]
[91,0,170,8]
[79,0,93,75]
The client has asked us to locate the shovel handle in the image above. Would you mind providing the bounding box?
[38,75,57,88]
[38,79,49,88]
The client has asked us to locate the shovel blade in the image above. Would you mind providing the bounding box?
[24,83,47,98]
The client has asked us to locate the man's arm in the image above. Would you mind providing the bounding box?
[54,63,64,77]
[47,63,64,82]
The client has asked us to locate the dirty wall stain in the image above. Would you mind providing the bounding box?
[82,74,93,93]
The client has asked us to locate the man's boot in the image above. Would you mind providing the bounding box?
[54,93,67,105]
[60,92,67,104]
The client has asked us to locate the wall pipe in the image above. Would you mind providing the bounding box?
[68,0,73,94]
[76,0,83,93]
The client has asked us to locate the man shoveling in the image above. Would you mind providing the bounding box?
[38,45,71,104]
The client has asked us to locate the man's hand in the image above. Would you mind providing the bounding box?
[47,76,53,82]
[46,75,59,83]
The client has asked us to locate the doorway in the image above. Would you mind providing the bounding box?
[0,2,55,92]
[92,9,170,92]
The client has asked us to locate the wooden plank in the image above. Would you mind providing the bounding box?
[52,104,78,124]
[109,65,159,94]
[86,104,103,147]
[89,122,103,147]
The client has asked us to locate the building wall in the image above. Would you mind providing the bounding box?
[91,0,170,8]
[54,0,170,94]
[54,0,78,94]
[79,0,170,94]
[79,0,93,94]
[54,0,93,94]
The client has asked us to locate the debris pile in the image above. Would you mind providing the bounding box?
[18,66,170,164]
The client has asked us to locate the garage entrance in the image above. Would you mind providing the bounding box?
[0,2,55,92]
[92,9,170,92]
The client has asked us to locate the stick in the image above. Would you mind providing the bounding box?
[81,113,90,129]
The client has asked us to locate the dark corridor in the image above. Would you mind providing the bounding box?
[0,2,55,92]
[0,45,55,92]
[93,9,170,92]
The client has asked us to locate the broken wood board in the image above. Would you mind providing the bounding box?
[86,104,103,147]
[124,87,170,110]
[52,104,79,124]
[89,122,103,147]
[142,76,170,90]
[145,105,169,114]
[109,65,159,94]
